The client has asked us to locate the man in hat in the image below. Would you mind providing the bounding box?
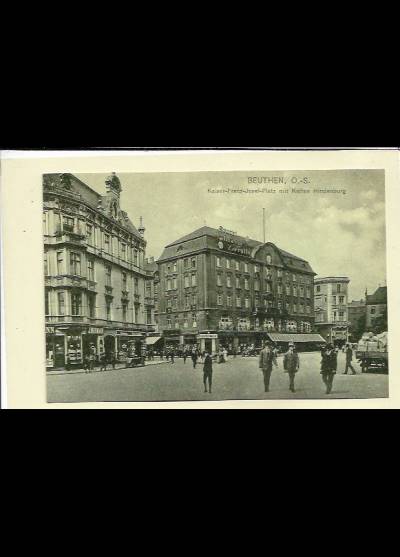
[320,343,337,394]
[283,342,300,392]
[343,343,356,375]
[259,341,278,392]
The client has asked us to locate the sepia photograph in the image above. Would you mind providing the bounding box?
[43,168,389,403]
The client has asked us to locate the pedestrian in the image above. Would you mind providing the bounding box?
[283,342,300,392]
[203,351,213,393]
[320,343,337,394]
[343,343,356,375]
[191,349,198,369]
[259,341,278,393]
[183,350,187,364]
[169,349,175,364]
[99,352,107,371]
[223,347,228,362]
[83,354,90,373]
[109,349,116,370]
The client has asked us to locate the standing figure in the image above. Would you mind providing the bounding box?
[109,349,116,370]
[283,342,300,392]
[183,350,188,364]
[191,349,198,369]
[259,341,278,393]
[169,349,175,364]
[99,352,107,371]
[320,344,337,394]
[203,351,213,393]
[344,343,356,374]
[223,347,228,362]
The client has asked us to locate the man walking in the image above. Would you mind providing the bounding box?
[321,344,337,394]
[259,341,278,393]
[169,348,175,364]
[203,351,213,393]
[191,349,198,369]
[283,342,300,392]
[343,343,356,375]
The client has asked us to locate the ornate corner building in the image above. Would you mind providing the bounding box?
[155,226,317,353]
[313,276,350,345]
[43,172,154,370]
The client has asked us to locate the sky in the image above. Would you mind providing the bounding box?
[76,170,387,301]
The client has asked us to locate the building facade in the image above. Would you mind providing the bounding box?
[156,226,316,353]
[366,286,387,330]
[347,299,366,341]
[43,172,154,369]
[314,276,350,345]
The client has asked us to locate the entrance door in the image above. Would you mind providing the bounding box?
[104,335,115,358]
[205,339,212,353]
[53,338,65,368]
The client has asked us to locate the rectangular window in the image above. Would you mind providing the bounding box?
[86,224,93,244]
[192,294,197,306]
[227,296,232,307]
[44,252,48,275]
[216,257,221,267]
[278,284,282,295]
[226,259,231,269]
[185,295,190,308]
[173,277,178,289]
[337,284,341,293]
[121,243,126,260]
[277,270,282,278]
[58,292,65,315]
[88,294,96,318]
[184,259,188,269]
[106,299,111,320]
[235,276,240,288]
[300,286,304,297]
[245,278,249,290]
[191,258,196,268]
[167,318,172,329]
[192,314,197,328]
[71,292,82,316]
[254,279,260,291]
[244,263,248,273]
[63,216,74,232]
[306,287,311,298]
[122,272,127,291]
[134,278,139,294]
[245,297,250,308]
[43,212,48,235]
[173,262,177,272]
[339,296,344,304]
[217,294,223,305]
[87,259,94,281]
[236,297,241,308]
[217,274,222,286]
[293,304,297,313]
[167,279,172,290]
[293,274,296,282]
[104,234,110,252]
[57,251,64,275]
[45,289,50,315]
[332,295,336,305]
[105,265,112,287]
[134,249,138,266]
[235,261,240,271]
[147,309,152,325]
[70,252,81,275]
[167,298,172,308]
[191,273,197,287]
[286,284,290,295]
[184,275,190,288]
[227,275,232,288]
[173,297,177,308]
[316,285,320,292]
[254,264,259,273]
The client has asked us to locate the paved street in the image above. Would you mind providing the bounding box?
[47,350,389,403]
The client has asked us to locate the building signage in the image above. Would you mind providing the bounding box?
[89,327,103,334]
[198,333,218,339]
[46,327,55,333]
[217,228,252,257]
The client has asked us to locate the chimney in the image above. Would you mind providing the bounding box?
[138,216,145,236]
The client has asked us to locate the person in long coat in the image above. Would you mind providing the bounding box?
[320,344,337,394]
[283,343,300,392]
[203,351,213,393]
[191,349,198,369]
[343,343,356,374]
[259,341,278,392]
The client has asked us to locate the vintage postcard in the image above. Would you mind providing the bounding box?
[1,150,399,408]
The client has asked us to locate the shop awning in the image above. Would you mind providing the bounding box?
[267,333,326,343]
[145,336,162,346]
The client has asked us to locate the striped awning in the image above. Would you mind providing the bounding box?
[267,333,326,343]
[145,336,163,345]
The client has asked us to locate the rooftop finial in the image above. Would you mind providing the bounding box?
[105,172,122,196]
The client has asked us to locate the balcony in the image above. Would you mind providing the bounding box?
[144,296,155,306]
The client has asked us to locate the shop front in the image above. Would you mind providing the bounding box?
[267,332,326,352]
[46,326,66,369]
[162,329,181,351]
[198,331,218,354]
[116,330,146,362]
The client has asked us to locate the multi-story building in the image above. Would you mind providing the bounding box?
[366,286,387,329]
[43,172,154,369]
[156,226,317,353]
[314,276,350,345]
[347,299,366,341]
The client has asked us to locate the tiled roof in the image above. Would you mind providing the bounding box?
[267,333,326,343]
[165,226,261,248]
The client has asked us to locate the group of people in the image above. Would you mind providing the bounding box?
[83,348,116,373]
[258,341,357,394]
